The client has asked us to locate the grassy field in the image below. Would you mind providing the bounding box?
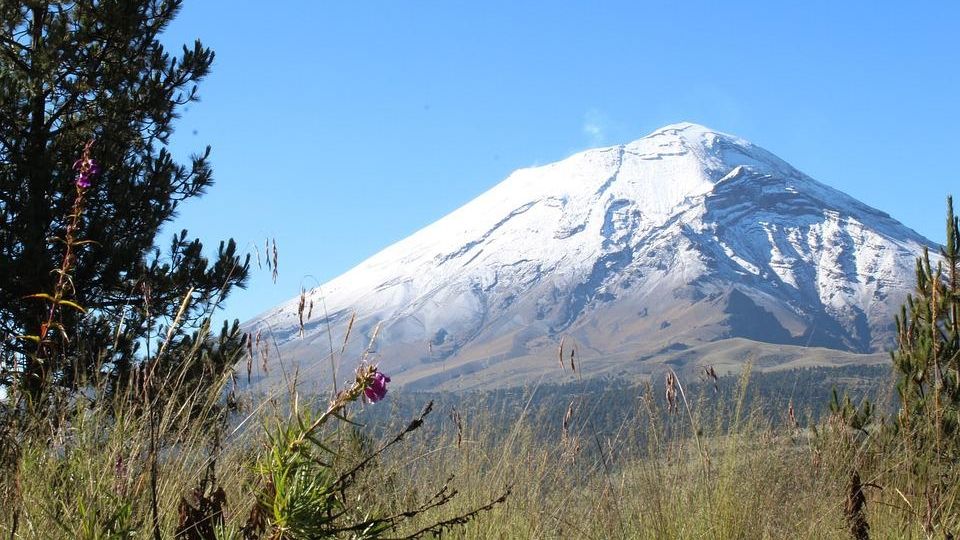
[1,358,957,539]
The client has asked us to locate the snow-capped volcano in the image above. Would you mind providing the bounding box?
[249,123,932,390]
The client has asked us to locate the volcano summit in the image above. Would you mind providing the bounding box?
[249,123,932,391]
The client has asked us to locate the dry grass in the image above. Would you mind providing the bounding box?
[1,352,958,538]
[351,367,960,539]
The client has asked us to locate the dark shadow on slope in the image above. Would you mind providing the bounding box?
[721,288,794,345]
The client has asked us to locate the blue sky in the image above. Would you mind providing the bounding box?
[161,2,959,323]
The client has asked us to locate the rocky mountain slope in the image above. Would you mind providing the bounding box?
[247,123,932,391]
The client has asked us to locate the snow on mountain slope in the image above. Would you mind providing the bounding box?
[248,123,933,390]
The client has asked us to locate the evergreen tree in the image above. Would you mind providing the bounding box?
[889,196,960,529]
[0,1,249,396]
[893,197,960,439]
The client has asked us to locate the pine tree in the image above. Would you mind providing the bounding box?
[890,196,960,530]
[0,1,249,397]
[893,197,960,437]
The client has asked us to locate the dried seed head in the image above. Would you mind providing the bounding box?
[558,336,566,371]
[451,407,463,448]
[297,288,306,338]
[562,400,575,435]
[703,365,718,392]
[665,372,678,414]
[245,332,254,384]
[271,239,279,283]
[845,470,869,540]
[255,329,268,374]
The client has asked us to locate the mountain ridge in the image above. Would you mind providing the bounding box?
[247,123,933,391]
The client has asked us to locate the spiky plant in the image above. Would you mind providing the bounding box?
[890,196,960,533]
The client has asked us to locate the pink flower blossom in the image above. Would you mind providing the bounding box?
[364,371,391,403]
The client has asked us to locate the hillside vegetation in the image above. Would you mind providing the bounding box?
[0,357,958,539]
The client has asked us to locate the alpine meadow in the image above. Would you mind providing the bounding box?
[2,2,960,539]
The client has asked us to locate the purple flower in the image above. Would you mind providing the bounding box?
[76,172,91,189]
[72,154,100,189]
[364,371,391,403]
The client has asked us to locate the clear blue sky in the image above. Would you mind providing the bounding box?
[160,2,959,324]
